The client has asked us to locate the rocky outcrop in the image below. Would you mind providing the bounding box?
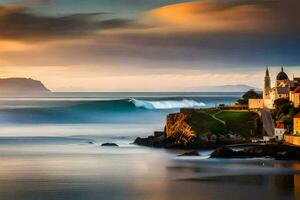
[165,109,247,147]
[134,135,165,148]
[210,144,300,160]
[178,150,200,156]
[101,143,119,147]
[134,109,247,149]
[165,112,197,147]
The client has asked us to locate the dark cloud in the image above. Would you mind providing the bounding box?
[0,4,137,41]
[1,0,300,69]
[105,32,300,67]
[21,0,50,5]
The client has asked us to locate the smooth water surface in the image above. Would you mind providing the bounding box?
[0,93,299,200]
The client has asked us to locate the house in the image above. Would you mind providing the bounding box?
[274,123,286,140]
[293,113,300,135]
[290,86,300,107]
[248,99,264,110]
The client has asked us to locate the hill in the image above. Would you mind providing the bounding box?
[0,78,50,93]
[134,108,262,149]
[215,111,262,137]
[189,84,261,92]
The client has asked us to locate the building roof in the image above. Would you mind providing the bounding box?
[265,67,269,77]
[294,77,300,82]
[294,112,300,119]
[275,123,285,129]
[294,86,300,93]
[276,67,289,81]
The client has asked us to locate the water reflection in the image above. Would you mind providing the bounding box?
[0,142,299,200]
[0,124,299,200]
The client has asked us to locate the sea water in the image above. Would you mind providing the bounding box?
[0,92,299,200]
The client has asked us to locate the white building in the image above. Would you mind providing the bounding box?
[249,67,292,109]
[274,123,286,140]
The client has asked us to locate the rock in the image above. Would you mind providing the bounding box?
[133,136,164,148]
[88,141,94,144]
[178,150,200,156]
[134,137,142,144]
[210,146,236,158]
[101,143,118,147]
[198,135,208,142]
[135,108,257,149]
[274,151,300,160]
[210,144,300,160]
[165,112,197,147]
[210,134,217,142]
[154,131,164,137]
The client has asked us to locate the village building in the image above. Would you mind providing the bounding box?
[289,86,300,107]
[248,99,264,110]
[249,67,300,109]
[274,123,286,140]
[294,113,300,135]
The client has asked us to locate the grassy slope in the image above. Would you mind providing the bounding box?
[185,110,227,135]
[215,111,262,137]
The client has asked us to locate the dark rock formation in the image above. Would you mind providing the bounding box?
[134,108,250,149]
[210,144,300,160]
[178,150,200,156]
[134,135,165,148]
[101,143,119,147]
[210,146,238,158]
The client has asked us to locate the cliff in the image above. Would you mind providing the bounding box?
[135,109,262,149]
[164,109,227,147]
[0,78,50,93]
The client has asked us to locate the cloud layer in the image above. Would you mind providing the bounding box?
[0,4,136,41]
[147,0,300,34]
[0,0,300,91]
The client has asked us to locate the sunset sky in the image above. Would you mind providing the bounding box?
[0,0,299,91]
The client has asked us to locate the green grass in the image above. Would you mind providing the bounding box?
[215,111,262,137]
[204,109,221,115]
[185,110,227,135]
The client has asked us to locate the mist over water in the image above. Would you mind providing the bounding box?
[0,92,299,200]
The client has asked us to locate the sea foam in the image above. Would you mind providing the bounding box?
[130,98,206,110]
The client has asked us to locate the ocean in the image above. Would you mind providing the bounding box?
[0,92,299,200]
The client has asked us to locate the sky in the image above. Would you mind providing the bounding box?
[0,0,299,91]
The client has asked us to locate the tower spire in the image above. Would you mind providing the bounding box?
[266,66,269,76]
[263,66,271,99]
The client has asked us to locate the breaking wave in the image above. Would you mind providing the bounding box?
[0,98,206,124]
[130,98,206,110]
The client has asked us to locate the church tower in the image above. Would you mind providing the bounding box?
[263,67,271,99]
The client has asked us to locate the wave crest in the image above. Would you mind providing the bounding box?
[130,98,205,110]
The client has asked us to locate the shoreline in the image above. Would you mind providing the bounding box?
[134,107,258,149]
[133,107,300,161]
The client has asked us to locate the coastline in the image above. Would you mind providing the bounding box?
[134,107,260,149]
[133,106,300,160]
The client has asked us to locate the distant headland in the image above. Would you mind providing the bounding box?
[0,78,51,94]
[188,84,261,92]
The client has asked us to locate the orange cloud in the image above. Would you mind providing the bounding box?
[0,4,25,16]
[146,0,299,33]
[0,41,33,52]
